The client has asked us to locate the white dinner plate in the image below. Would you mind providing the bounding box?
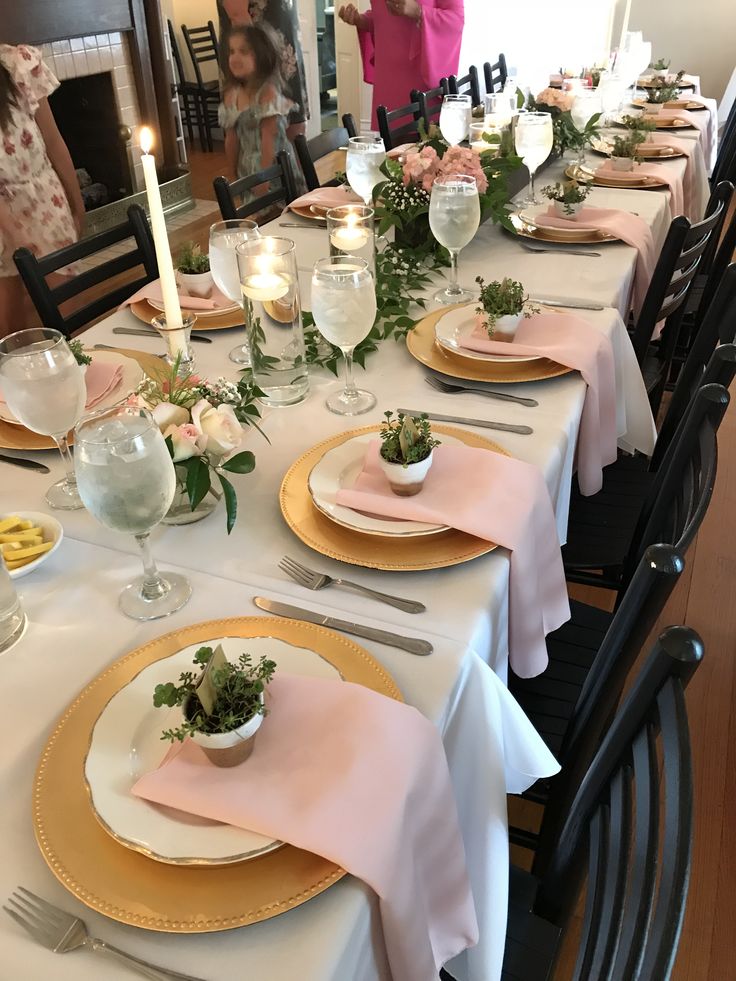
[0,351,144,426]
[147,296,240,318]
[85,636,342,866]
[307,432,451,538]
[434,305,538,363]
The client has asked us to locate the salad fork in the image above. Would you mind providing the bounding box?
[278,556,425,614]
[4,887,208,981]
[425,376,538,406]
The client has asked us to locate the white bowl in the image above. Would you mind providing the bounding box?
[3,510,63,579]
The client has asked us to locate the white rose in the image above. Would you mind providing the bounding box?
[152,401,189,431]
[190,398,243,459]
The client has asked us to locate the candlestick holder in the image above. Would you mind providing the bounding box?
[326,205,375,277]
[151,314,196,375]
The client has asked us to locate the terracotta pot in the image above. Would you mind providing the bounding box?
[492,312,523,342]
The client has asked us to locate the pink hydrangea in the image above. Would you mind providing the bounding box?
[536,87,574,111]
[402,146,440,189]
[401,144,489,195]
[437,146,489,194]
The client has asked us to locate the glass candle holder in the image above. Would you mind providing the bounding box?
[151,314,196,375]
[236,237,309,407]
[326,205,375,277]
[0,562,27,655]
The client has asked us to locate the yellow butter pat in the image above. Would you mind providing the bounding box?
[0,516,23,534]
[5,541,53,561]
[0,531,43,545]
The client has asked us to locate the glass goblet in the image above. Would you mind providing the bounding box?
[209,218,260,365]
[514,111,554,204]
[439,94,472,146]
[0,328,86,510]
[346,136,386,206]
[428,173,480,305]
[311,256,377,416]
[74,405,191,620]
[570,90,602,166]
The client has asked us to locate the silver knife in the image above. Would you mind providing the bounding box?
[253,597,433,656]
[113,326,213,343]
[396,408,533,436]
[0,453,51,474]
[530,297,605,311]
[278,220,327,229]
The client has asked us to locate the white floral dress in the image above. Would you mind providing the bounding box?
[0,44,77,278]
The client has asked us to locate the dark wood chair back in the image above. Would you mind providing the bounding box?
[447,66,481,106]
[711,100,736,185]
[691,186,736,325]
[167,19,187,89]
[167,20,207,149]
[534,625,701,980]
[213,150,298,221]
[181,21,220,90]
[13,205,158,338]
[341,113,358,138]
[484,54,508,94]
[377,98,423,149]
[294,126,351,191]
[412,82,449,131]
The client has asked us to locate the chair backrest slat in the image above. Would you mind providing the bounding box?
[182,21,220,89]
[484,54,508,94]
[447,66,481,106]
[342,113,358,138]
[167,19,187,87]
[294,126,350,191]
[213,150,297,221]
[377,99,422,149]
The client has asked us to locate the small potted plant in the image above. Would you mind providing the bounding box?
[474,276,534,342]
[650,57,670,80]
[175,242,213,298]
[610,132,645,170]
[153,644,276,767]
[378,411,440,496]
[645,71,685,109]
[541,179,590,219]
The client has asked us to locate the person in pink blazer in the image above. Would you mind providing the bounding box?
[339,0,464,129]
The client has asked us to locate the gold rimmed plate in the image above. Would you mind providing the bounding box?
[130,298,244,330]
[281,425,506,571]
[407,307,572,384]
[34,617,401,932]
[590,138,685,161]
[565,163,668,190]
[511,211,618,245]
[631,98,705,112]
[638,76,695,91]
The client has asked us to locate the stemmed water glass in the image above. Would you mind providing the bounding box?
[310,256,377,415]
[74,405,191,620]
[346,136,386,205]
[209,219,260,365]
[514,112,554,204]
[0,328,86,510]
[571,89,602,167]
[428,174,480,305]
[439,94,472,146]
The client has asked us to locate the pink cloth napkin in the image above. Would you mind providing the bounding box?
[596,158,685,217]
[132,673,479,980]
[534,206,656,317]
[120,279,234,312]
[460,313,618,495]
[84,359,124,408]
[654,105,714,169]
[286,184,364,214]
[336,442,570,678]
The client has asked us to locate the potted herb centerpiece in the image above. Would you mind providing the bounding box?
[610,131,646,170]
[474,276,534,342]
[175,242,213,298]
[541,179,590,219]
[650,58,671,80]
[378,411,440,496]
[153,644,276,767]
[644,71,685,111]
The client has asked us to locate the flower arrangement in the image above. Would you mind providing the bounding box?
[175,242,210,274]
[127,358,265,533]
[541,180,590,215]
[379,411,439,466]
[645,70,685,104]
[527,88,601,157]
[475,276,534,336]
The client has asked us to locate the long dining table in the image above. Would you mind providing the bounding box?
[0,152,710,981]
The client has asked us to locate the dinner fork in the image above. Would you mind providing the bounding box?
[425,376,538,406]
[3,887,208,981]
[516,240,602,258]
[278,556,425,614]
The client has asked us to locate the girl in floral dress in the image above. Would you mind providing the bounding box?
[0,44,84,336]
[218,25,304,201]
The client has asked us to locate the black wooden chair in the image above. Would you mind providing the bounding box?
[376,97,423,149]
[411,82,449,132]
[341,112,358,138]
[213,150,298,221]
[502,626,701,981]
[13,205,157,338]
[562,382,730,595]
[167,20,206,151]
[447,66,481,107]
[484,54,508,94]
[710,98,736,186]
[294,125,351,191]
[629,180,732,418]
[181,20,221,152]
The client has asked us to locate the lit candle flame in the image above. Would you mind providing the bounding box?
[140,127,153,155]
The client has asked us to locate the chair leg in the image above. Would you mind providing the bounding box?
[182,96,194,144]
[195,95,208,153]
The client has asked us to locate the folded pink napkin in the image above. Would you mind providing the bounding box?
[534,206,656,317]
[336,442,570,677]
[120,279,234,312]
[596,158,685,216]
[133,674,479,980]
[654,106,714,168]
[644,134,703,218]
[460,313,618,495]
[84,359,124,408]
[286,184,364,214]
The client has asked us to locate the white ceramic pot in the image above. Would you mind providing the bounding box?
[645,103,663,116]
[187,691,265,767]
[177,270,214,299]
[379,449,434,497]
[611,155,635,172]
[653,69,668,80]
[553,199,584,219]
[492,313,523,342]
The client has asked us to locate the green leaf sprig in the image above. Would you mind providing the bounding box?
[379,411,440,467]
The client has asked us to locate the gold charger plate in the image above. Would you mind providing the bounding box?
[33,617,401,933]
[0,348,161,451]
[130,298,244,330]
[290,204,330,221]
[638,77,695,91]
[631,98,704,112]
[407,306,572,383]
[281,424,505,570]
[590,138,686,161]
[565,163,668,190]
[510,211,618,245]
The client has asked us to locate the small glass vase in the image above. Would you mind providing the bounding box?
[162,475,219,526]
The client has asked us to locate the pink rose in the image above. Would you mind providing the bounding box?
[190,399,243,459]
[164,423,206,462]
